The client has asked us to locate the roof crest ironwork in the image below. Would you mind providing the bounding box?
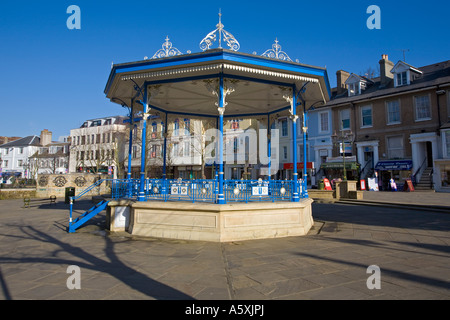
[200,10,240,52]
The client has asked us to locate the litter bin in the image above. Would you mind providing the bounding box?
[65,187,75,204]
[318,180,324,190]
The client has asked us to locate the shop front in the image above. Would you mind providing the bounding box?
[319,161,359,187]
[283,162,314,187]
[434,159,450,192]
[374,160,413,191]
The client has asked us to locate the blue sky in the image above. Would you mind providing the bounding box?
[0,0,448,140]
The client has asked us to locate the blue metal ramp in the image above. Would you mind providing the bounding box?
[68,199,109,233]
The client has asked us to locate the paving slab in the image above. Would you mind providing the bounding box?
[0,197,448,302]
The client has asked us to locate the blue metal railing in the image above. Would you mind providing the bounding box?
[110,178,303,203]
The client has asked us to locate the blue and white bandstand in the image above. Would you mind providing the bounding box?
[104,18,331,241]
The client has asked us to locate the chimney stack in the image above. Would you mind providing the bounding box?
[40,129,52,146]
[379,54,394,87]
[336,70,350,95]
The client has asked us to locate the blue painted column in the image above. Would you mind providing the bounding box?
[302,110,309,198]
[162,112,168,195]
[138,88,148,202]
[126,119,134,198]
[217,76,226,204]
[267,115,271,181]
[291,92,300,202]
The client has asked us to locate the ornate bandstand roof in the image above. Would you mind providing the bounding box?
[104,14,331,118]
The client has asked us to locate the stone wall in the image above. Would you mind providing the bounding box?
[0,188,36,200]
[35,173,111,198]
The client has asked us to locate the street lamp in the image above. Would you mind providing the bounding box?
[331,130,354,181]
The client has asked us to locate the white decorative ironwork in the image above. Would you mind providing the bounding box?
[121,63,319,83]
[261,38,293,62]
[151,36,183,59]
[200,11,240,51]
[203,79,238,109]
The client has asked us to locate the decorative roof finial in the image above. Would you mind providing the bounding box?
[200,10,240,52]
[261,38,293,62]
[151,36,183,59]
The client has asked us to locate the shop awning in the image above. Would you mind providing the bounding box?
[375,160,413,171]
[283,162,314,170]
[320,162,359,170]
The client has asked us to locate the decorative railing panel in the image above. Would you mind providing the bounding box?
[111,178,303,203]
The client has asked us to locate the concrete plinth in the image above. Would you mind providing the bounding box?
[107,199,314,242]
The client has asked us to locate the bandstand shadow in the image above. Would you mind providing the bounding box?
[0,223,194,300]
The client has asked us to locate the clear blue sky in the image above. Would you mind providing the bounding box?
[0,0,448,140]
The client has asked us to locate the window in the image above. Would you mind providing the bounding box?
[173,119,179,136]
[17,159,23,167]
[445,131,450,158]
[173,143,179,156]
[184,119,190,135]
[340,109,351,130]
[3,160,8,167]
[386,100,401,124]
[395,71,408,87]
[348,83,359,96]
[19,147,24,154]
[132,146,138,159]
[233,137,238,153]
[319,112,329,132]
[152,122,157,133]
[281,119,288,137]
[387,136,404,159]
[90,120,101,127]
[283,146,288,160]
[415,95,431,121]
[81,136,86,145]
[183,141,190,157]
[447,90,450,119]
[151,145,157,158]
[361,105,373,127]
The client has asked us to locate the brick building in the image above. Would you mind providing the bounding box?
[322,54,450,191]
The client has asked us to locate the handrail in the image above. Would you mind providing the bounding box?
[72,179,106,201]
[360,158,372,174]
[69,178,110,231]
[413,157,427,185]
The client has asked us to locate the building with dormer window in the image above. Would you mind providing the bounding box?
[322,54,450,191]
[391,60,423,87]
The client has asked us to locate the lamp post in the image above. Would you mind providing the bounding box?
[331,130,354,181]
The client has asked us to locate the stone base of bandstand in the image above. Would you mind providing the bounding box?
[106,199,314,242]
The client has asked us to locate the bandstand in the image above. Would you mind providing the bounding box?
[102,16,331,241]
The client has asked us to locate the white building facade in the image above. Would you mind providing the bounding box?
[69,116,128,178]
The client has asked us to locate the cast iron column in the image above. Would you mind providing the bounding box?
[138,87,148,202]
[217,76,226,204]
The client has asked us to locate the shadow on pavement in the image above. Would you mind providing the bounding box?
[0,223,194,300]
